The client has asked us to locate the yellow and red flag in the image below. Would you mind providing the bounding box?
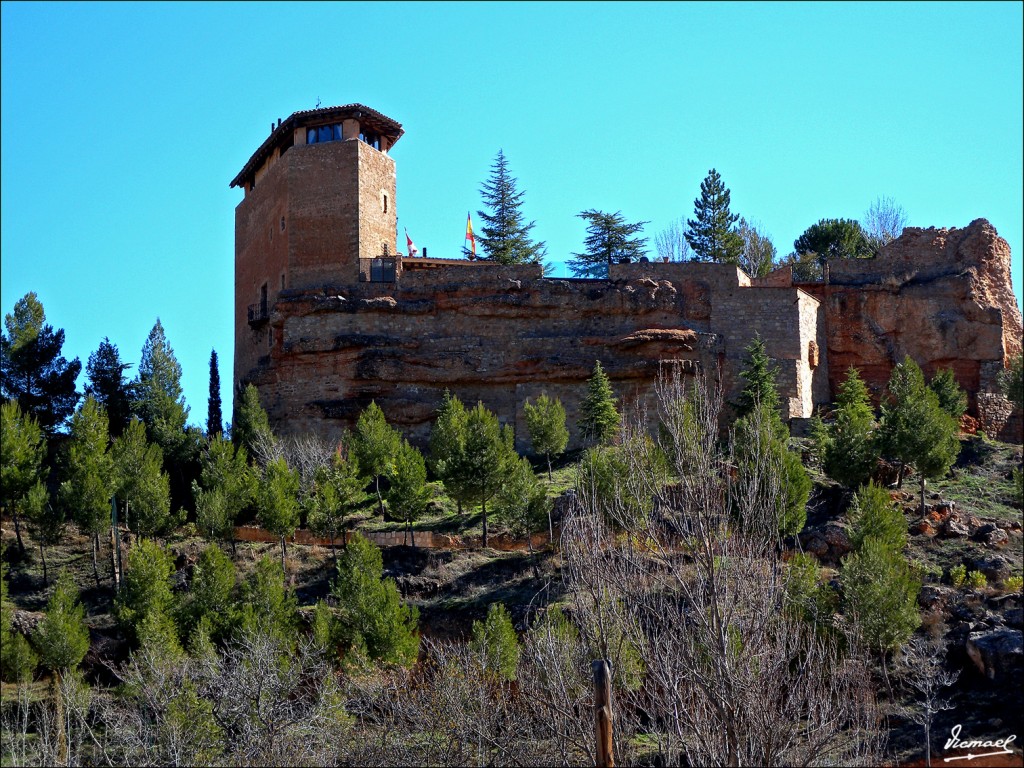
[465,212,476,260]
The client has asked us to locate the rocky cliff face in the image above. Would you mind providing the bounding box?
[806,219,1022,440]
[246,220,1022,448]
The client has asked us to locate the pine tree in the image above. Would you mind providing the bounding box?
[733,403,810,537]
[353,401,402,517]
[207,349,223,437]
[494,455,550,556]
[306,447,363,557]
[428,390,472,515]
[459,402,518,548]
[580,361,619,446]
[1,558,38,683]
[841,537,921,654]
[928,368,967,423]
[59,397,115,588]
[385,439,430,546]
[85,337,136,438]
[524,393,569,480]
[793,218,874,269]
[233,556,298,649]
[0,292,82,435]
[470,602,521,682]
[567,209,649,278]
[823,367,879,489]
[178,543,236,642]
[473,149,546,265]
[878,356,960,511]
[331,532,419,666]
[232,383,274,460]
[1,399,47,555]
[734,334,780,420]
[848,481,907,554]
[256,457,301,574]
[112,419,174,539]
[135,319,190,449]
[684,169,744,264]
[33,570,90,674]
[195,435,256,553]
[24,480,63,587]
[115,538,176,645]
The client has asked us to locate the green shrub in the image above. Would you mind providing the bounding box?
[965,570,987,590]
[33,571,90,673]
[470,602,521,681]
[1005,574,1023,593]
[115,539,176,644]
[949,564,967,588]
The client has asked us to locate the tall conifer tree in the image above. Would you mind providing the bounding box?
[568,210,649,278]
[685,169,743,264]
[85,338,136,438]
[1,292,81,435]
[207,349,223,437]
[473,149,546,266]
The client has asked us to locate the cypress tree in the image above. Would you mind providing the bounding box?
[232,383,273,460]
[580,361,619,446]
[473,149,546,265]
[684,169,744,264]
[207,349,223,437]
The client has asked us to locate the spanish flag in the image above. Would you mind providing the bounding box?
[465,212,476,260]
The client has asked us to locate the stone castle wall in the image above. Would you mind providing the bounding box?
[241,220,1022,449]
[249,260,829,451]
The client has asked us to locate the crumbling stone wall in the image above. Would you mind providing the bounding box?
[802,219,1022,441]
[249,261,827,451]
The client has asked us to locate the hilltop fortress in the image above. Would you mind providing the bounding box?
[231,104,1023,448]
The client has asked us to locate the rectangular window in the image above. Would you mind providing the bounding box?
[370,258,396,282]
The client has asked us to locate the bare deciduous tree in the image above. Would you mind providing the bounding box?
[654,217,693,262]
[559,366,883,767]
[863,195,909,249]
[898,633,960,768]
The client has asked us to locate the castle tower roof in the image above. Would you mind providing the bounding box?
[230,103,403,189]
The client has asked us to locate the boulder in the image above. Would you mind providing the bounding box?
[799,522,853,565]
[943,514,971,538]
[971,555,1010,582]
[966,627,1023,681]
[919,584,953,609]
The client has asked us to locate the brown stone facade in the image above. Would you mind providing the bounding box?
[232,105,1023,448]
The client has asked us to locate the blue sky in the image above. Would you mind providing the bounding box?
[2,1,1021,428]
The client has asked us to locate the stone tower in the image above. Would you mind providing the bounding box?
[230,103,403,387]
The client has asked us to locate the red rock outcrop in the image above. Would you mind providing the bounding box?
[803,219,1022,441]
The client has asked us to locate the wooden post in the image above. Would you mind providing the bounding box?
[592,658,614,767]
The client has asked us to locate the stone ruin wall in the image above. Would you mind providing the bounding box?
[802,218,1022,441]
[247,218,1023,448]
[250,262,825,452]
